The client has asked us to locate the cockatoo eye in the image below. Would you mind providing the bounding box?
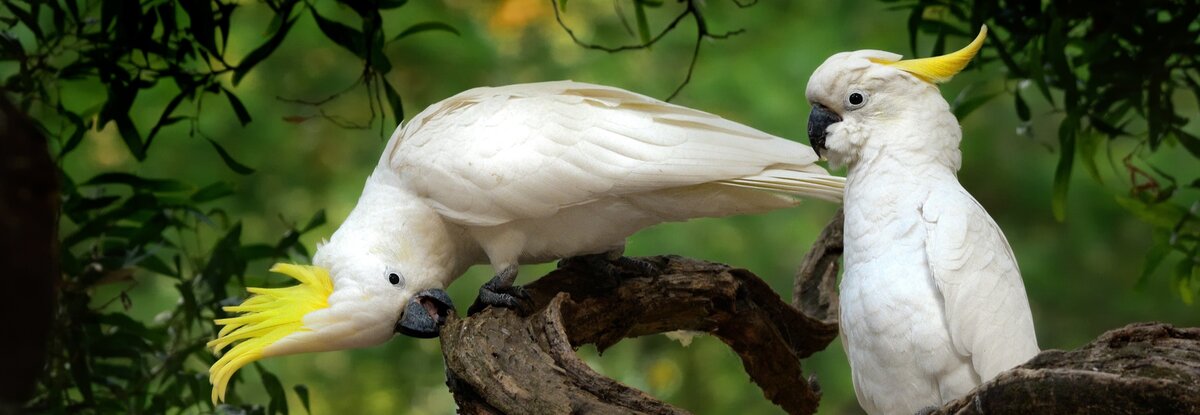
[388,272,404,286]
[846,90,867,110]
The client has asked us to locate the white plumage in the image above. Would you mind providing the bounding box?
[256,80,843,359]
[805,28,1038,414]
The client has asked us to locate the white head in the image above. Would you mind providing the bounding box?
[805,26,988,171]
[207,179,455,404]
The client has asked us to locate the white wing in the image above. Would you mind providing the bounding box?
[922,186,1039,381]
[383,81,842,227]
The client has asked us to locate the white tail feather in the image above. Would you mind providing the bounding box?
[717,169,844,202]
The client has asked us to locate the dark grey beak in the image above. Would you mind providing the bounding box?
[396,288,455,338]
[807,103,841,158]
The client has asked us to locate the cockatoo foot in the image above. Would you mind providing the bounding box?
[558,251,658,279]
[469,265,530,315]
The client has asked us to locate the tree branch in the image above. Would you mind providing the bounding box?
[440,253,840,414]
[931,322,1200,414]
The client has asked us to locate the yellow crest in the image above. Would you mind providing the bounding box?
[207,263,333,404]
[871,25,988,83]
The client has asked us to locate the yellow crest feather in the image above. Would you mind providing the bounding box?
[207,263,333,404]
[871,25,988,83]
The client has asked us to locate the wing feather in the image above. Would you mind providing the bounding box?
[921,187,1039,381]
[388,81,842,227]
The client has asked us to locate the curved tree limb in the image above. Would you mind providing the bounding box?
[441,253,840,414]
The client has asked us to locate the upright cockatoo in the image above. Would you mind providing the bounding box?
[804,27,1039,414]
[207,80,844,403]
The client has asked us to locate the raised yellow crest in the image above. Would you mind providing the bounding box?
[871,25,988,84]
[207,263,333,404]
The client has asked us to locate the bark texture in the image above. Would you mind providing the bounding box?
[441,255,839,415]
[933,322,1200,415]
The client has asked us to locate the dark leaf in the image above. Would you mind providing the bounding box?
[951,88,999,119]
[311,10,366,58]
[56,106,88,158]
[234,16,299,85]
[192,181,235,203]
[258,364,289,415]
[1014,89,1030,122]
[380,0,409,8]
[84,173,190,192]
[301,209,327,233]
[294,385,311,415]
[181,0,218,53]
[1052,116,1077,221]
[381,77,404,123]
[222,87,252,126]
[1174,129,1200,159]
[8,2,43,40]
[205,138,256,175]
[146,90,192,151]
[391,22,460,42]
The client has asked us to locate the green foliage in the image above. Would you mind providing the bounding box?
[885,0,1200,302]
[0,0,455,412]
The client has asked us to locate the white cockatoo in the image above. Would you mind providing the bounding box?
[207,80,844,403]
[804,26,1039,414]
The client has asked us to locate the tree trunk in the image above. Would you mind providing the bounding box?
[0,90,59,411]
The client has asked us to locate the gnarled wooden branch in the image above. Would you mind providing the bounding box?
[932,322,1200,415]
[441,253,840,414]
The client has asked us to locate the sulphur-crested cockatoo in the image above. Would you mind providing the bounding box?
[805,27,1039,414]
[207,80,844,403]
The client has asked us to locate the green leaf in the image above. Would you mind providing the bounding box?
[146,91,191,151]
[234,16,299,85]
[391,21,460,42]
[1137,234,1171,290]
[311,10,366,58]
[205,138,256,175]
[951,88,999,119]
[1174,129,1200,159]
[222,87,252,126]
[1014,89,1030,122]
[258,364,289,415]
[1052,117,1077,221]
[181,0,218,54]
[85,173,190,192]
[293,385,312,415]
[380,0,409,8]
[115,114,146,161]
[192,181,235,203]
[1076,130,1105,183]
[382,77,404,123]
[634,1,651,45]
[1176,260,1194,305]
[302,209,327,233]
[1114,196,1192,231]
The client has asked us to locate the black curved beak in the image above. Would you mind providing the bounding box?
[807,103,841,159]
[395,288,455,338]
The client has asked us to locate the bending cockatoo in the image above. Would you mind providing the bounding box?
[207,80,844,403]
[805,27,1039,414]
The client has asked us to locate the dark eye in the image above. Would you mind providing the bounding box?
[848,92,865,106]
[388,273,401,285]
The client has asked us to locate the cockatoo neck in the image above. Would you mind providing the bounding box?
[316,167,474,289]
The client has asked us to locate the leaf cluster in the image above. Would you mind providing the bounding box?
[0,0,454,412]
[887,0,1200,302]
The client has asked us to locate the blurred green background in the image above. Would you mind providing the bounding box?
[46,0,1199,414]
